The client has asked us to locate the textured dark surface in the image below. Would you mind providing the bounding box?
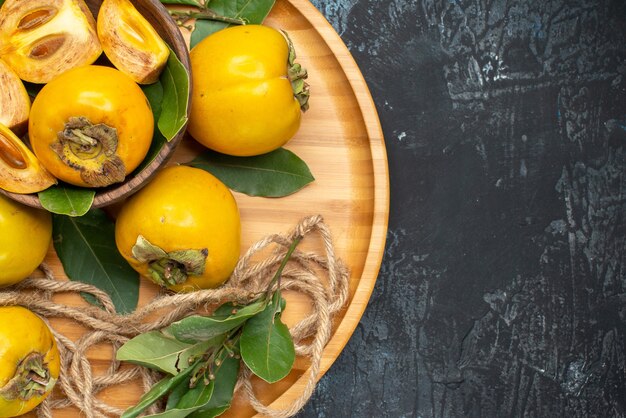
[302,0,626,416]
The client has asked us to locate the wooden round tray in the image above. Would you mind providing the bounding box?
[36,0,389,415]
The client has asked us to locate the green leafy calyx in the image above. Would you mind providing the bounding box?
[0,352,56,401]
[131,235,208,287]
[283,30,310,112]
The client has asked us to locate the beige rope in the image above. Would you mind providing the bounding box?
[0,215,350,418]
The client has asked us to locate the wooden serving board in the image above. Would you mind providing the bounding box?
[33,0,389,415]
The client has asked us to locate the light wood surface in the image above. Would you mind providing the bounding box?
[26,0,389,415]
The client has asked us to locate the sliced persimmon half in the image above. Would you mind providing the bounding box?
[0,58,30,135]
[0,0,102,84]
[0,123,56,194]
[97,0,169,84]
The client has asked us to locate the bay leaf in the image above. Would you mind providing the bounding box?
[136,81,166,173]
[188,353,240,418]
[136,127,167,174]
[52,209,139,313]
[211,301,245,319]
[158,48,189,141]
[191,20,227,48]
[193,405,229,418]
[165,374,191,410]
[142,81,164,121]
[116,331,219,375]
[23,81,43,99]
[146,380,213,418]
[188,148,314,197]
[165,300,266,343]
[189,0,276,48]
[39,185,95,216]
[121,362,199,418]
[240,293,295,383]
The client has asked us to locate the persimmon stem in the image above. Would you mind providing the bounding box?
[68,128,98,147]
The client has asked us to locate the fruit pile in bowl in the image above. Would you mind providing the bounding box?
[0,0,190,211]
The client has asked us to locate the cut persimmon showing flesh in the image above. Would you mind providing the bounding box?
[0,123,56,194]
[0,58,30,135]
[97,0,169,84]
[0,0,102,84]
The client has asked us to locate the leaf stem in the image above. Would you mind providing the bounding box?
[168,9,246,26]
[267,234,303,300]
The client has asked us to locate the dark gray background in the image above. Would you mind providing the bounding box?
[301,0,626,416]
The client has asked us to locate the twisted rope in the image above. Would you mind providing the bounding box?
[0,215,350,417]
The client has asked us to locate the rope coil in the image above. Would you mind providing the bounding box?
[0,215,350,418]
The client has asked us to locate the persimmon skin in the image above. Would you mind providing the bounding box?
[29,65,153,187]
[188,25,302,157]
[0,306,60,417]
[0,194,52,285]
[115,165,241,292]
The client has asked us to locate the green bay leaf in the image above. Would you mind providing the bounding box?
[146,380,213,418]
[165,374,191,410]
[142,81,164,121]
[189,0,276,48]
[187,148,314,197]
[136,81,166,173]
[188,353,240,418]
[240,294,295,383]
[165,300,266,343]
[211,301,246,319]
[23,81,43,99]
[136,126,167,173]
[116,331,218,375]
[52,209,139,313]
[39,185,95,216]
[190,20,228,49]
[121,363,199,418]
[158,48,189,141]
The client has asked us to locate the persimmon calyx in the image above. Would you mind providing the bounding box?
[0,352,56,402]
[282,30,310,112]
[51,116,125,187]
[131,235,208,287]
